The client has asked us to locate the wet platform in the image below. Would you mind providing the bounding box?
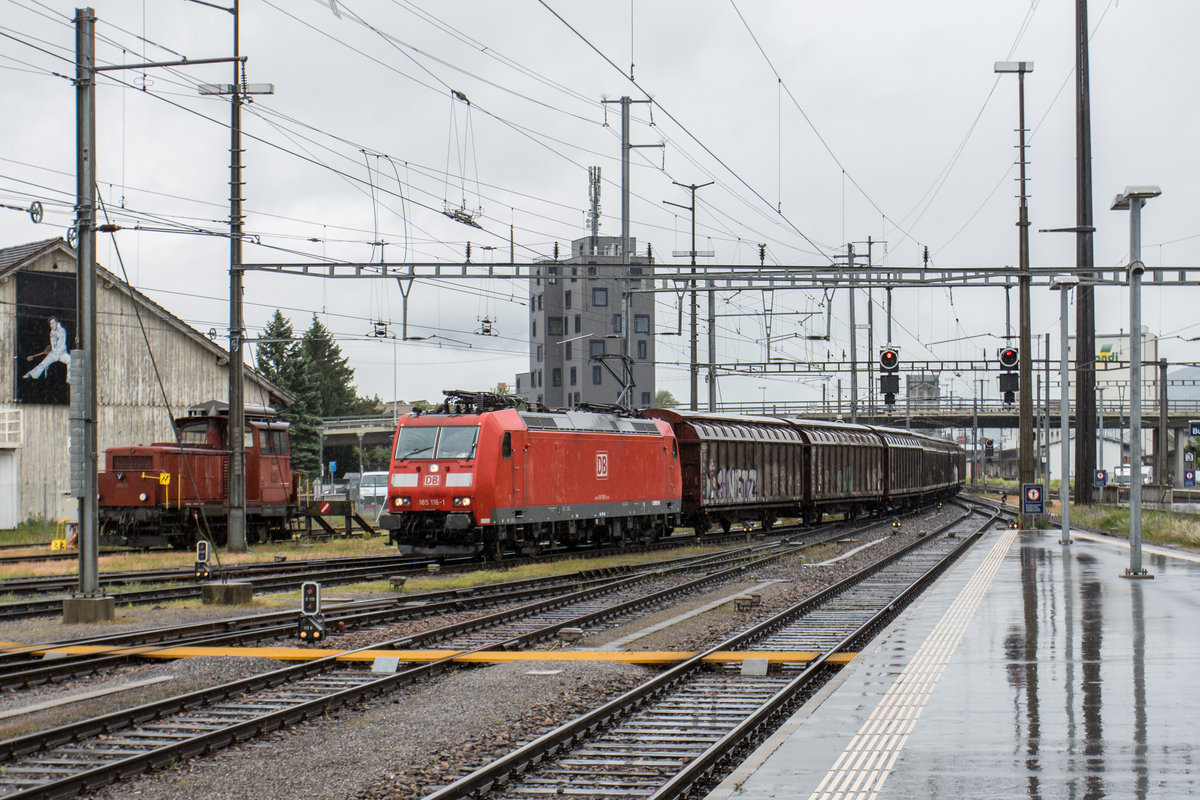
[710,528,1200,799]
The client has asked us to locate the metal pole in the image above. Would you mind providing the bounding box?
[1074,0,1098,505]
[1127,199,1147,576]
[1017,68,1035,487]
[973,396,979,487]
[74,7,99,597]
[847,244,857,424]
[1059,283,1072,544]
[227,0,247,551]
[708,269,716,411]
[1044,332,1051,486]
[1097,387,1104,473]
[620,96,633,407]
[1157,358,1168,487]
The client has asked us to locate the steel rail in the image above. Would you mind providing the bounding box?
[421,507,991,800]
[0,534,822,798]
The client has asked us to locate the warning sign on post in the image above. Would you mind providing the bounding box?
[1185,470,1196,488]
[1022,483,1045,516]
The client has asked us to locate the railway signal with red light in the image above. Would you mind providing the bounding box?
[985,438,995,457]
[301,581,321,615]
[194,540,212,580]
[998,347,1019,370]
[879,347,900,406]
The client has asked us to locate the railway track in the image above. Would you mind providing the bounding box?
[0,530,833,799]
[0,541,794,691]
[419,500,1000,800]
[0,521,835,621]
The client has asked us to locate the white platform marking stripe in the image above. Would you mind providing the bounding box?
[808,531,1017,800]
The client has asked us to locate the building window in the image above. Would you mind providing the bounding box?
[641,391,651,406]
[564,290,572,308]
[612,314,622,334]
[548,317,563,336]
[592,287,608,306]
[531,320,536,337]
[574,314,582,333]
[590,340,605,357]
[587,265,597,277]
[516,376,521,391]
[592,365,602,385]
[565,342,573,361]
[570,366,577,385]
[634,314,649,334]
[637,340,647,360]
[537,294,543,310]
[536,344,543,362]
[552,368,562,387]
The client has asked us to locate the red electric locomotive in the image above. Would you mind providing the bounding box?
[97,401,297,548]
[378,391,682,558]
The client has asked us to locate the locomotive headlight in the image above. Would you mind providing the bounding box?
[393,496,411,508]
[138,493,148,502]
[429,464,439,473]
[452,497,472,507]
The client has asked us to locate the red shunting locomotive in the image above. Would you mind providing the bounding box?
[97,401,297,548]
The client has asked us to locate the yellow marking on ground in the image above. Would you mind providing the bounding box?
[23,644,856,665]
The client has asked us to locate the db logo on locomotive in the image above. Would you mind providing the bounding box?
[424,474,440,486]
[595,451,609,479]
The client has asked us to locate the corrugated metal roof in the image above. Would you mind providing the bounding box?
[0,238,63,277]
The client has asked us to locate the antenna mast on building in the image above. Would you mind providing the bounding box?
[586,167,601,242]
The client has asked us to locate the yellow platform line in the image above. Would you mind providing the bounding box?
[28,644,857,666]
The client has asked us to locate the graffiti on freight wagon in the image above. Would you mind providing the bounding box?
[703,465,759,503]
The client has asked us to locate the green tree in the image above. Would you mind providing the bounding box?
[653,389,679,409]
[255,310,295,386]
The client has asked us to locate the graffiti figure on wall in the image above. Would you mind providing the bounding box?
[23,316,71,380]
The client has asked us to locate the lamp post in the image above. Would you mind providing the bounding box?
[995,60,1036,488]
[1111,185,1161,579]
[1051,277,1078,545]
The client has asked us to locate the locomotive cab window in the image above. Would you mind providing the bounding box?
[436,427,478,460]
[502,432,512,459]
[178,423,208,447]
[394,426,437,460]
[395,426,479,461]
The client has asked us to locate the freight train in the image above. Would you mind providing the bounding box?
[377,391,965,558]
[97,401,298,548]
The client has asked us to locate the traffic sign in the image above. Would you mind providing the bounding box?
[1094,469,1107,488]
[1186,451,1195,463]
[319,501,332,514]
[1022,483,1045,515]
[1190,420,1200,437]
[1186,470,1196,488]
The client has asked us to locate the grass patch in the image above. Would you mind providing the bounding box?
[0,520,59,546]
[1071,504,1200,549]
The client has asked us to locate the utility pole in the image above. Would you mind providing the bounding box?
[995,61,1036,486]
[602,95,660,407]
[198,0,272,550]
[664,181,713,411]
[1074,0,1098,504]
[847,244,858,424]
[68,7,107,622]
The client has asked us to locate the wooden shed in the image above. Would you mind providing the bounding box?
[0,238,291,526]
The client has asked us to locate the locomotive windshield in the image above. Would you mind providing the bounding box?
[394,425,478,460]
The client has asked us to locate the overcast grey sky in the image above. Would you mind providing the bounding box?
[2,0,1196,409]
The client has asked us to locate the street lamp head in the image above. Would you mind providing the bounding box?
[994,60,1034,74]
[1050,277,1080,291]
[1111,185,1162,210]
